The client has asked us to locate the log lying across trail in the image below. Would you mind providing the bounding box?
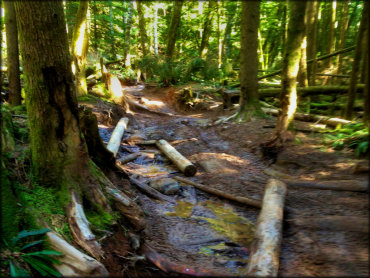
[246,179,287,277]
[264,167,368,192]
[174,176,261,208]
[67,191,104,260]
[261,108,354,127]
[156,139,197,177]
[118,152,143,164]
[46,232,108,276]
[107,117,129,157]
[288,216,369,233]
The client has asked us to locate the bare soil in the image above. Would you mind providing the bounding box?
[80,84,369,277]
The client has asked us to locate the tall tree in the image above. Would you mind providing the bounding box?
[123,1,134,65]
[236,1,262,121]
[4,1,21,106]
[274,1,307,141]
[221,2,236,65]
[326,1,337,68]
[153,2,159,55]
[306,1,319,85]
[336,0,350,79]
[345,1,368,120]
[137,0,148,57]
[108,0,116,60]
[166,0,184,60]
[72,1,89,97]
[199,0,217,58]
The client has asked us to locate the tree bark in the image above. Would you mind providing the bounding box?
[364,28,369,126]
[237,0,262,121]
[153,2,159,55]
[156,139,197,177]
[221,3,235,66]
[72,1,89,97]
[137,0,148,57]
[246,179,287,277]
[336,0,350,79]
[107,117,129,157]
[306,1,319,85]
[274,1,307,141]
[123,1,134,66]
[108,0,116,60]
[345,1,368,120]
[166,0,184,60]
[4,1,22,106]
[326,1,337,69]
[199,0,217,58]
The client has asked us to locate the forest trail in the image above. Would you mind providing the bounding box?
[82,84,368,277]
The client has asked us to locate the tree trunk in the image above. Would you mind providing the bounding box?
[137,0,148,57]
[166,0,184,60]
[326,1,337,69]
[221,3,235,66]
[108,0,116,60]
[306,1,319,85]
[199,0,217,58]
[92,0,98,52]
[237,0,262,121]
[274,1,307,141]
[364,28,369,126]
[153,2,159,55]
[123,1,134,66]
[4,1,22,106]
[72,1,89,97]
[336,0,350,79]
[298,38,308,87]
[246,179,287,277]
[345,1,368,120]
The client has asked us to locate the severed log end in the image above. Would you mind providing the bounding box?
[47,232,108,276]
[246,179,287,277]
[67,191,104,260]
[184,164,197,177]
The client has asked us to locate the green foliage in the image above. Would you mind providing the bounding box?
[3,228,63,277]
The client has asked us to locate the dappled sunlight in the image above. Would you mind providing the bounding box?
[139,97,165,107]
[74,19,86,57]
[110,76,123,98]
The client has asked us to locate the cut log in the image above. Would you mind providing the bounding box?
[67,191,103,259]
[136,140,157,145]
[46,232,108,276]
[246,179,287,277]
[262,107,354,127]
[118,152,143,164]
[264,167,368,192]
[107,117,129,157]
[174,176,261,209]
[156,139,197,177]
[127,98,174,117]
[129,176,176,203]
[288,216,368,233]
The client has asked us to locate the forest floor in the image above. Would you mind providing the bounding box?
[80,83,369,277]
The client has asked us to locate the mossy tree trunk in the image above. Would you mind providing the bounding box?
[274,1,307,141]
[336,0,350,80]
[199,0,217,58]
[221,2,235,66]
[123,1,134,65]
[166,0,184,60]
[326,1,337,69]
[15,0,110,213]
[306,1,319,86]
[345,1,368,120]
[137,0,148,57]
[364,30,369,126]
[4,1,22,106]
[108,0,116,60]
[72,1,89,97]
[236,0,262,122]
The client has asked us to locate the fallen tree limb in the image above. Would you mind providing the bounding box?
[107,117,129,157]
[127,98,174,117]
[129,176,176,203]
[262,107,354,127]
[156,139,197,177]
[288,216,368,233]
[136,140,157,145]
[263,167,368,192]
[246,179,287,277]
[173,176,261,208]
[46,232,108,276]
[67,191,104,259]
[118,152,143,164]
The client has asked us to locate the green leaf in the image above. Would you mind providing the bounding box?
[21,240,43,251]
[11,228,51,246]
[30,254,62,265]
[9,261,30,277]
[22,257,48,276]
[23,250,63,256]
[23,256,61,277]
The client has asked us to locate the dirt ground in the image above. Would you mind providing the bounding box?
[81,84,369,277]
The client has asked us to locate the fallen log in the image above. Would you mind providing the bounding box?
[67,191,104,259]
[246,179,287,277]
[107,117,129,157]
[156,139,197,177]
[287,216,368,233]
[127,98,174,117]
[263,167,368,192]
[262,107,354,127]
[136,140,157,145]
[118,152,143,164]
[129,176,176,203]
[173,176,261,209]
[46,232,108,276]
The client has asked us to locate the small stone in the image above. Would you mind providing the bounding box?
[150,178,180,195]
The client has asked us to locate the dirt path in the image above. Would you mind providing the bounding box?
[86,84,368,277]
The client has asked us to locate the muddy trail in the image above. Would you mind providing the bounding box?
[81,84,368,277]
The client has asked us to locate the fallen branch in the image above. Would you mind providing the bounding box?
[67,191,104,259]
[46,232,108,276]
[127,98,174,117]
[173,176,261,208]
[156,139,197,177]
[247,179,287,277]
[136,140,157,145]
[118,152,143,164]
[288,216,368,233]
[107,117,129,157]
[264,167,368,192]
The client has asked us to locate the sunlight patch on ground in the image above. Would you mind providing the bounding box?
[139,97,165,107]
